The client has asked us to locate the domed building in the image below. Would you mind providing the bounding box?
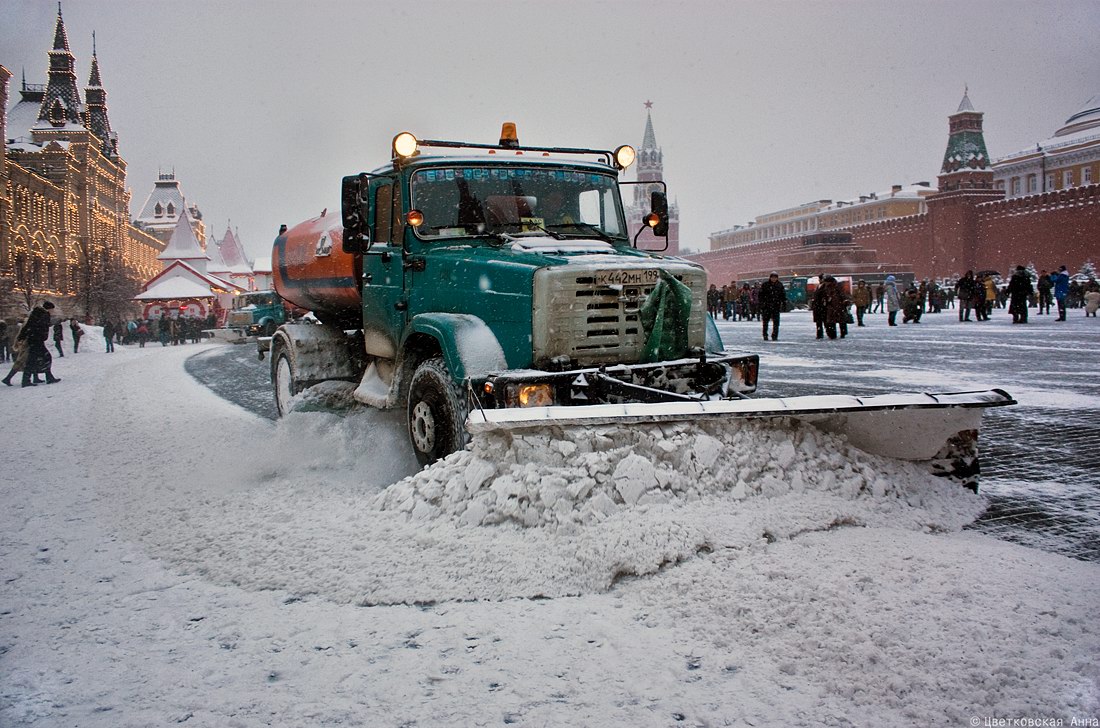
[993,93,1100,197]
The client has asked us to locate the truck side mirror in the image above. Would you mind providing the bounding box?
[341,174,370,253]
[650,190,669,237]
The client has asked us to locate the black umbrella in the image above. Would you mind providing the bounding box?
[975,269,1000,277]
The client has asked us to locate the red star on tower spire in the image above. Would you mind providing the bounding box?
[644,100,653,109]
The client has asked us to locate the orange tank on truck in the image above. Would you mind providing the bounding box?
[272,213,362,328]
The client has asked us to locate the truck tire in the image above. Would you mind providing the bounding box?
[272,337,300,417]
[407,357,469,466]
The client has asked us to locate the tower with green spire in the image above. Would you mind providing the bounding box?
[938,87,994,192]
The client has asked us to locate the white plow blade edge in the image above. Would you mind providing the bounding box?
[467,389,1016,488]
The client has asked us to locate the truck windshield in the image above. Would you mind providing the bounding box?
[410,166,627,242]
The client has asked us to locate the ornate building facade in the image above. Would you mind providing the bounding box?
[993,94,1100,198]
[0,8,163,319]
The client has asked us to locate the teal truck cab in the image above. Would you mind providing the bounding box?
[227,290,288,336]
[269,124,759,465]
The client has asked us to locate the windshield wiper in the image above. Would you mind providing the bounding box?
[544,222,615,243]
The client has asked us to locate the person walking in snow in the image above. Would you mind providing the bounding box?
[52,320,64,357]
[1037,270,1053,315]
[884,275,902,326]
[136,320,149,347]
[811,275,829,339]
[852,279,871,326]
[70,318,83,353]
[1051,265,1070,321]
[1008,265,1033,324]
[0,319,8,363]
[758,272,786,341]
[102,319,116,352]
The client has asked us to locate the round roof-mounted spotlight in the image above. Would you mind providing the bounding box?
[614,144,636,170]
[392,131,419,159]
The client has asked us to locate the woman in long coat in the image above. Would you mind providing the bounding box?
[884,275,902,326]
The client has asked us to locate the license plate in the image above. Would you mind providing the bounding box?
[595,269,659,287]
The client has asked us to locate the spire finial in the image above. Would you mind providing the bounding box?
[92,30,97,56]
[644,100,653,110]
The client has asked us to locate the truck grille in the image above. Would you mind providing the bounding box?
[532,264,706,367]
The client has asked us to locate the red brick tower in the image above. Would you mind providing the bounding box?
[925,89,1004,276]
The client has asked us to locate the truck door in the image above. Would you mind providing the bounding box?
[361,179,408,359]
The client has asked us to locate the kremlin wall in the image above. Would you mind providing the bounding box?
[689,92,1100,284]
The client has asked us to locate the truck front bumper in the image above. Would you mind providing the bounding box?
[474,353,759,411]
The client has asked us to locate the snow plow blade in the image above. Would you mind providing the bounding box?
[467,389,1016,491]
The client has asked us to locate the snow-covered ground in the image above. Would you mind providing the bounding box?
[2,314,1099,726]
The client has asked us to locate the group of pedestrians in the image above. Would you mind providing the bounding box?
[707,282,767,322]
[1,305,219,392]
[713,266,1098,344]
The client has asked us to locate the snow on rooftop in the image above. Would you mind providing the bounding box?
[134,273,218,300]
[157,209,209,261]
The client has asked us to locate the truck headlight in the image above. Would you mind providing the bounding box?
[518,384,554,407]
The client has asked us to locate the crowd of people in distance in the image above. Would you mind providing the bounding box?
[706,264,1100,342]
[1,306,219,389]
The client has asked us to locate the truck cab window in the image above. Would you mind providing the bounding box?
[373,183,393,244]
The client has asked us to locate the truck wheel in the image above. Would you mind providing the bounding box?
[272,338,300,417]
[407,357,469,466]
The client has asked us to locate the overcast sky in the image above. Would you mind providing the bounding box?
[4,0,1098,258]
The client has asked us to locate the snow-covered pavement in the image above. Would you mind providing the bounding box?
[2,315,1099,726]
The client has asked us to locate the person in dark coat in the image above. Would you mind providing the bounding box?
[821,276,851,338]
[14,301,60,387]
[70,318,83,353]
[811,274,829,339]
[102,319,116,352]
[1037,270,1053,315]
[1007,265,1033,324]
[758,272,787,341]
[0,319,8,363]
[52,320,65,357]
[852,280,872,326]
[902,286,923,324]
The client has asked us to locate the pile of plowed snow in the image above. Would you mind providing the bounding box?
[101,372,984,604]
[374,418,974,530]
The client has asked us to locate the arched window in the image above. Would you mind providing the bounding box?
[154,202,163,218]
[167,202,176,216]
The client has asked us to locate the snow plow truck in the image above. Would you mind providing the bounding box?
[266,124,1014,489]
